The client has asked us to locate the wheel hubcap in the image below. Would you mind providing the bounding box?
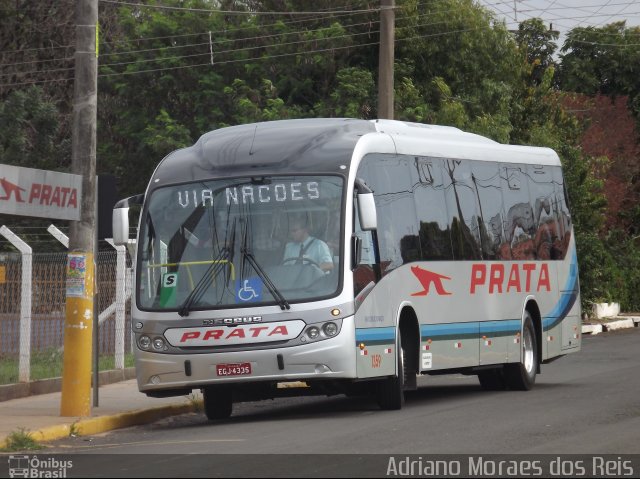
[523,326,535,374]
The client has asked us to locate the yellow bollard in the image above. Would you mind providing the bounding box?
[60,253,94,417]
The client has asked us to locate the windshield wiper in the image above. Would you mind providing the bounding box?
[178,247,230,317]
[239,219,290,311]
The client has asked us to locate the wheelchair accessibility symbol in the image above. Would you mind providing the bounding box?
[236,278,263,303]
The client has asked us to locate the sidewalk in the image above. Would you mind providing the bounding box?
[1,318,637,450]
[581,314,640,335]
[0,379,201,450]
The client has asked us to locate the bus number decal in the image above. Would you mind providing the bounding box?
[371,354,382,369]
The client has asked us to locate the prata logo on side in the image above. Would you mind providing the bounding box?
[410,263,553,297]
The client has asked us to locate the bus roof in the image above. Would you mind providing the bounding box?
[153,118,376,185]
[151,119,560,187]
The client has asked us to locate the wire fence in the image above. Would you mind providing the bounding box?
[0,244,133,385]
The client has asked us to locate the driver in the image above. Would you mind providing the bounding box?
[283,219,334,272]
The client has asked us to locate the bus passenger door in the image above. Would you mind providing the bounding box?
[353,189,396,379]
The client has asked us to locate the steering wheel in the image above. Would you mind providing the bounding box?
[283,257,322,269]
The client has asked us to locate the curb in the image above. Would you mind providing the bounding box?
[581,316,640,335]
[0,400,202,450]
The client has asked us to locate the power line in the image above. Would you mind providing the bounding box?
[3,1,640,86]
[1,25,483,86]
[99,0,382,15]
[1,11,455,73]
[98,18,488,71]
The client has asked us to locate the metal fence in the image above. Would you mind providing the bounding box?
[0,226,133,385]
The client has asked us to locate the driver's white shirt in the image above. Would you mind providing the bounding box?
[283,236,332,265]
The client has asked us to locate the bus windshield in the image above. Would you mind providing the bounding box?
[138,175,343,311]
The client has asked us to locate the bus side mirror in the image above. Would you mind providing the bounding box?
[112,194,144,246]
[357,193,377,231]
[112,207,129,246]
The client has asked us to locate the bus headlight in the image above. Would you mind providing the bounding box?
[302,320,342,343]
[306,327,320,340]
[139,335,151,350]
[153,338,166,351]
[323,322,338,337]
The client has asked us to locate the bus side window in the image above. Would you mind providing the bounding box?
[527,164,558,260]
[412,158,453,261]
[470,161,503,260]
[552,165,572,259]
[501,165,536,260]
[442,159,483,260]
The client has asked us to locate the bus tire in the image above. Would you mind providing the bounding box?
[504,312,538,391]
[203,386,233,420]
[375,336,406,410]
[477,369,506,390]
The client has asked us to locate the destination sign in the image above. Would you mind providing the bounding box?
[176,181,320,208]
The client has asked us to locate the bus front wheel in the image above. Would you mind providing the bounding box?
[203,386,233,420]
[504,312,538,390]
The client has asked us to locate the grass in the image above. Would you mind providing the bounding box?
[187,392,202,413]
[0,349,135,385]
[0,428,43,452]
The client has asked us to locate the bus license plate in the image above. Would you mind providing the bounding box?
[216,363,251,377]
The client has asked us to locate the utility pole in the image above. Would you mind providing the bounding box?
[61,0,98,417]
[378,0,395,120]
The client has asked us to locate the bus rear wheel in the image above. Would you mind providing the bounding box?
[375,337,406,410]
[203,386,233,420]
[504,312,538,390]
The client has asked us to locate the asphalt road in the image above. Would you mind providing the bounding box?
[40,328,640,476]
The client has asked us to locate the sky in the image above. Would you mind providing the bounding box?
[478,0,640,49]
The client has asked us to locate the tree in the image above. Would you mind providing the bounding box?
[559,22,640,118]
[514,18,558,86]
[0,86,69,171]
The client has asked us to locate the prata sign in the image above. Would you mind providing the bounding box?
[0,164,82,220]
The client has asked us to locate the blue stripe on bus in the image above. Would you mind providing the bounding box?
[419,320,521,339]
[479,320,521,334]
[421,322,478,338]
[543,250,579,331]
[355,327,396,343]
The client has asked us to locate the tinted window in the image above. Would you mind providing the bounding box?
[359,155,420,274]
[526,165,557,259]
[552,165,571,259]
[500,165,535,260]
[411,158,453,260]
[470,161,504,260]
[442,159,483,260]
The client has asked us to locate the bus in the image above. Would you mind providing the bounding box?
[112,118,581,418]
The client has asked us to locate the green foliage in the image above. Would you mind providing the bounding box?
[321,67,375,118]
[0,87,70,171]
[559,22,640,122]
[1,428,43,452]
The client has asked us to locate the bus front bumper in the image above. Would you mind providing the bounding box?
[135,316,357,393]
